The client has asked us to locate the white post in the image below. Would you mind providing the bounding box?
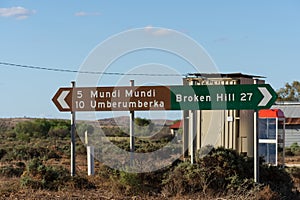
[85,130,95,176]
[87,146,95,176]
[85,130,88,145]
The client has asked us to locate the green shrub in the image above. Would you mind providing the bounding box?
[135,118,151,126]
[257,185,281,200]
[98,164,169,195]
[294,149,300,156]
[260,165,296,198]
[290,142,300,155]
[48,125,69,138]
[20,176,42,189]
[21,158,69,190]
[118,171,143,194]
[162,147,254,197]
[0,148,7,160]
[0,164,25,177]
[6,130,16,139]
[68,176,96,190]
[162,162,196,196]
[15,119,71,140]
[21,158,95,191]
[286,167,300,192]
[285,147,294,156]
[6,146,61,161]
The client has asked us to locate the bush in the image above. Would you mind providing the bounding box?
[290,142,300,156]
[21,158,95,191]
[135,118,151,126]
[0,164,25,177]
[48,125,69,138]
[285,147,294,156]
[118,171,143,194]
[260,165,296,198]
[162,162,195,196]
[15,119,71,140]
[98,164,169,196]
[68,176,96,190]
[162,147,254,197]
[21,158,69,190]
[257,185,281,200]
[0,148,7,160]
[6,146,60,161]
[286,167,300,192]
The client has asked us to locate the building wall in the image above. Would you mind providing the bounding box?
[285,125,300,147]
[182,75,265,158]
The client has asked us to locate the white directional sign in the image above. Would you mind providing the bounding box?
[57,90,71,109]
[258,87,273,107]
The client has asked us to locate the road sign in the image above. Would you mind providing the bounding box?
[170,84,277,110]
[52,84,277,112]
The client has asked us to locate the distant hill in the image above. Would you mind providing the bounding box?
[0,117,177,130]
[97,116,175,127]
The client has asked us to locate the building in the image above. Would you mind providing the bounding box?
[272,102,300,147]
[169,120,183,143]
[182,73,266,159]
[258,109,285,166]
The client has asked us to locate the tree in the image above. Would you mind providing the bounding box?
[277,81,300,102]
[134,117,151,126]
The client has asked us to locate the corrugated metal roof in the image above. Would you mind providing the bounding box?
[259,109,285,118]
[285,118,300,125]
[187,73,265,79]
[271,104,300,118]
[169,120,182,129]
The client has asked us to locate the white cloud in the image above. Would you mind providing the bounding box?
[75,11,101,17]
[0,7,36,20]
[144,25,172,36]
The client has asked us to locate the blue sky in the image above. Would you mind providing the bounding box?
[0,1,299,119]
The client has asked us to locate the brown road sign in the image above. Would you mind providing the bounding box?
[52,86,171,112]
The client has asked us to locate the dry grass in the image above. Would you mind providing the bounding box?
[1,118,300,199]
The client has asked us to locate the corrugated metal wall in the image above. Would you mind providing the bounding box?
[285,125,300,147]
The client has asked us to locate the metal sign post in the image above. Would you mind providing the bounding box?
[70,81,76,176]
[130,80,135,166]
[253,79,260,183]
[189,110,196,164]
[254,110,259,182]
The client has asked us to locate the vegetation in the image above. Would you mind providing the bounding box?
[11,118,71,141]
[20,158,95,190]
[277,80,300,101]
[0,118,300,199]
[134,117,151,127]
[285,142,300,156]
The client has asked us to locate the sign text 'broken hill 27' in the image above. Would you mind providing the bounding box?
[52,84,277,112]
